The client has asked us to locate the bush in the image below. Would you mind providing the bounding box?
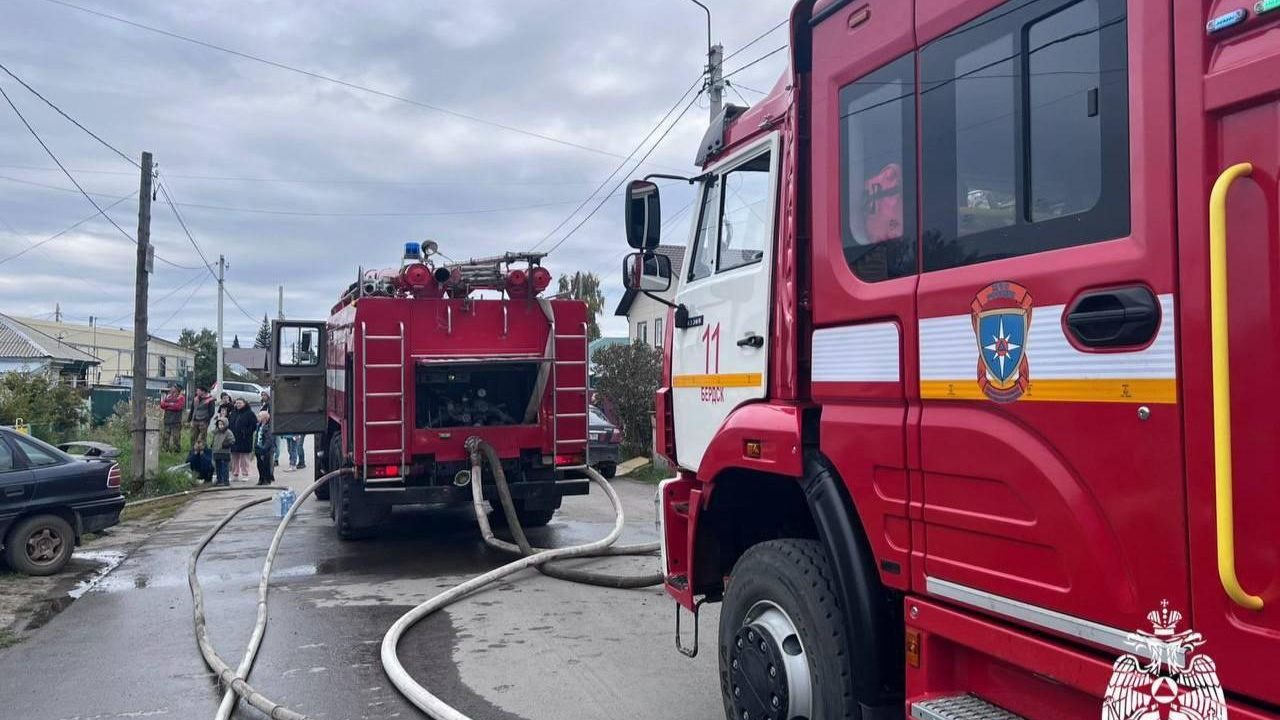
[593,341,661,457]
[86,403,195,498]
[0,370,87,443]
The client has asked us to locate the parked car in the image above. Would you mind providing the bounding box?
[588,406,622,479]
[213,380,265,408]
[0,428,125,575]
[57,441,121,460]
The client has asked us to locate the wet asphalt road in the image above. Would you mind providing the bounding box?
[0,471,723,720]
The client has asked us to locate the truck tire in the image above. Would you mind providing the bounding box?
[312,436,333,501]
[333,475,383,541]
[594,462,617,479]
[5,514,76,576]
[718,539,858,720]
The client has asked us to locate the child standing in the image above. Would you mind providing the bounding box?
[209,418,235,486]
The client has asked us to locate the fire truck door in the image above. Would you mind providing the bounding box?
[270,320,327,434]
[1175,3,1280,706]
[914,0,1187,644]
[671,134,779,471]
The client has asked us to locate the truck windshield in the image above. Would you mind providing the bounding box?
[414,362,540,428]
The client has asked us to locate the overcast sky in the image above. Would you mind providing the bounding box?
[0,0,789,343]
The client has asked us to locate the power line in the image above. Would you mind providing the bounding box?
[38,0,679,169]
[723,18,788,62]
[0,61,140,169]
[1,173,637,218]
[529,74,704,252]
[156,176,217,279]
[0,80,202,270]
[0,191,135,266]
[724,44,788,80]
[0,163,604,187]
[223,283,261,325]
[545,89,703,255]
[154,273,210,330]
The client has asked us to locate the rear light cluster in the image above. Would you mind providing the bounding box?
[366,464,401,478]
[106,464,121,489]
[554,453,583,466]
[610,429,622,443]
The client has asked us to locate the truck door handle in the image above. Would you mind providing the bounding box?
[737,334,764,349]
[1065,287,1159,348]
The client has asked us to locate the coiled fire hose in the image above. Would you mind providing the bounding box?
[191,442,664,720]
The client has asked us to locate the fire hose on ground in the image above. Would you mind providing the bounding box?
[188,439,664,720]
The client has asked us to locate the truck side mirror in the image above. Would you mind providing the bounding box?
[625,180,661,250]
[623,252,672,293]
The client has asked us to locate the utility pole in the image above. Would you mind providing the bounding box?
[216,255,225,392]
[708,43,724,121]
[277,285,284,320]
[89,315,98,385]
[54,302,61,322]
[130,151,153,491]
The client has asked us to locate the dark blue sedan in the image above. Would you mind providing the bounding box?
[0,428,124,575]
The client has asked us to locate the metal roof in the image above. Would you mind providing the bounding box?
[0,314,99,364]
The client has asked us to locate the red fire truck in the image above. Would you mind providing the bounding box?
[623,2,1280,720]
[270,244,591,539]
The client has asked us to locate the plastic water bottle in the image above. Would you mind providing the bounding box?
[275,488,297,518]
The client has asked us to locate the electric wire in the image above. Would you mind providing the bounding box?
[723,44,788,79]
[0,190,137,266]
[39,0,678,169]
[543,88,703,255]
[722,18,789,62]
[0,60,140,169]
[0,163,603,187]
[153,272,209,331]
[528,73,704,252]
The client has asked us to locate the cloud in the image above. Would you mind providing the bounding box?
[0,0,788,340]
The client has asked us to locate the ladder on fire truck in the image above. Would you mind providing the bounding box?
[551,320,590,466]
[360,321,407,487]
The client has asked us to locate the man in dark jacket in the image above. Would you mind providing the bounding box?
[160,385,186,452]
[253,410,275,485]
[187,385,215,449]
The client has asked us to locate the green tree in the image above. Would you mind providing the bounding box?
[557,271,605,342]
[592,341,661,456]
[232,334,241,348]
[253,314,271,349]
[178,328,218,389]
[0,371,87,442]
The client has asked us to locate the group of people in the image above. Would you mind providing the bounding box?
[159,384,307,488]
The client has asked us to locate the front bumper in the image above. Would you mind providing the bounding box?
[588,441,620,464]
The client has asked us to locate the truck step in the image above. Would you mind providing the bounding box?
[912,695,1025,720]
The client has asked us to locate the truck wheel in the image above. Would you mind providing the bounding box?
[718,539,858,720]
[333,475,380,541]
[594,462,617,479]
[5,514,76,576]
[312,437,331,501]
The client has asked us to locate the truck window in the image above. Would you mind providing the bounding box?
[840,53,917,281]
[920,0,1129,272]
[277,326,320,367]
[717,152,771,272]
[687,176,720,282]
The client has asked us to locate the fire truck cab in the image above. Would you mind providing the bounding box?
[627,2,1280,720]
[271,245,591,540]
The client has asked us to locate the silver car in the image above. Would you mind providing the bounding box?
[213,380,265,408]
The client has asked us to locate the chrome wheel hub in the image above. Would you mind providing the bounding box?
[727,600,813,720]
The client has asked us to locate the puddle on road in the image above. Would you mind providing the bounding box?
[67,549,127,598]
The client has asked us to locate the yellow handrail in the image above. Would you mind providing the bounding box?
[1208,162,1264,611]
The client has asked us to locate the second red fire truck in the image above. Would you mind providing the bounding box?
[624,2,1280,720]
[271,244,590,539]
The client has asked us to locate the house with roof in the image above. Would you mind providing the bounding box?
[612,244,685,348]
[12,316,195,389]
[0,314,100,386]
